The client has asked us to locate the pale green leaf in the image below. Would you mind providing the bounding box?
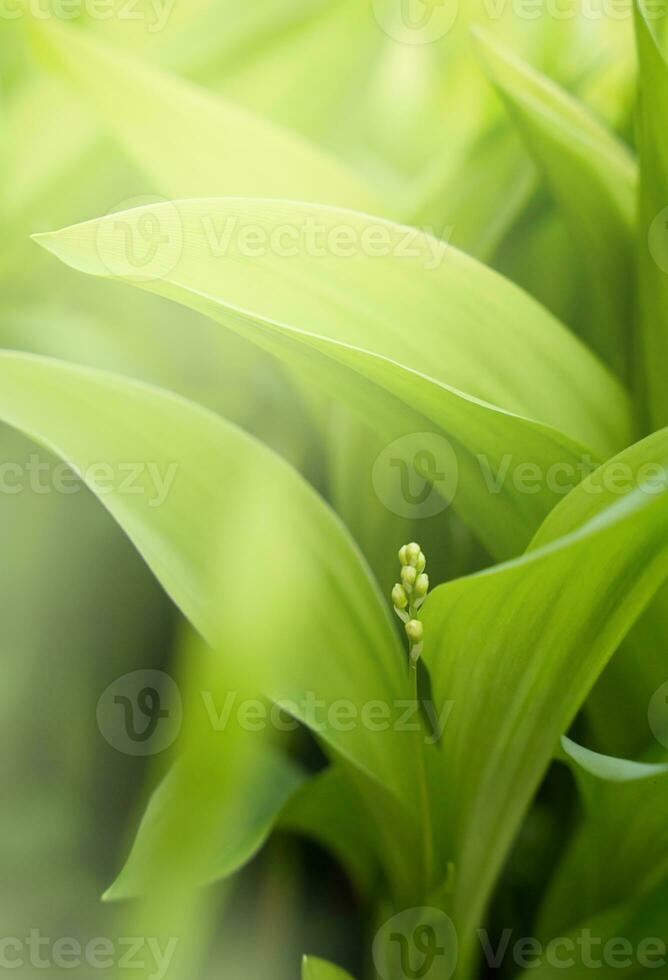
[474,29,636,378]
[34,198,630,560]
[105,738,305,901]
[0,351,419,830]
[530,427,668,754]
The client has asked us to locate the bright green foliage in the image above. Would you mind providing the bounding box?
[34,199,630,560]
[2,5,668,980]
[474,29,636,379]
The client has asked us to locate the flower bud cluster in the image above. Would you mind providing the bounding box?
[392,542,429,665]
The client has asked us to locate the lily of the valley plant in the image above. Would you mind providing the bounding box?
[3,2,668,979]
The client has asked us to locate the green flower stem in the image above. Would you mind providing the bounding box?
[392,543,434,892]
[410,657,435,893]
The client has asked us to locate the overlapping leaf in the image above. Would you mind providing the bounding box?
[474,29,636,378]
[421,430,668,973]
[104,736,305,902]
[538,737,668,939]
[34,198,630,560]
[0,351,420,828]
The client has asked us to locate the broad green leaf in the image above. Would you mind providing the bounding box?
[0,351,419,829]
[634,0,668,428]
[303,956,355,980]
[529,430,668,547]
[28,18,380,212]
[421,430,668,974]
[538,737,668,939]
[530,428,668,754]
[112,757,379,904]
[474,29,636,379]
[34,198,630,560]
[105,736,305,901]
[0,300,312,470]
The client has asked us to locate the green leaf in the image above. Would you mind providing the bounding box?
[28,18,380,212]
[528,422,668,755]
[105,736,305,901]
[302,956,355,980]
[34,198,630,560]
[421,429,668,972]
[634,0,668,428]
[538,737,668,939]
[474,29,636,379]
[0,351,418,827]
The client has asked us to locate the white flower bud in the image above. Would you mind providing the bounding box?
[416,551,426,573]
[401,565,417,590]
[405,619,423,644]
[405,542,421,566]
[392,583,408,610]
[415,573,429,598]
